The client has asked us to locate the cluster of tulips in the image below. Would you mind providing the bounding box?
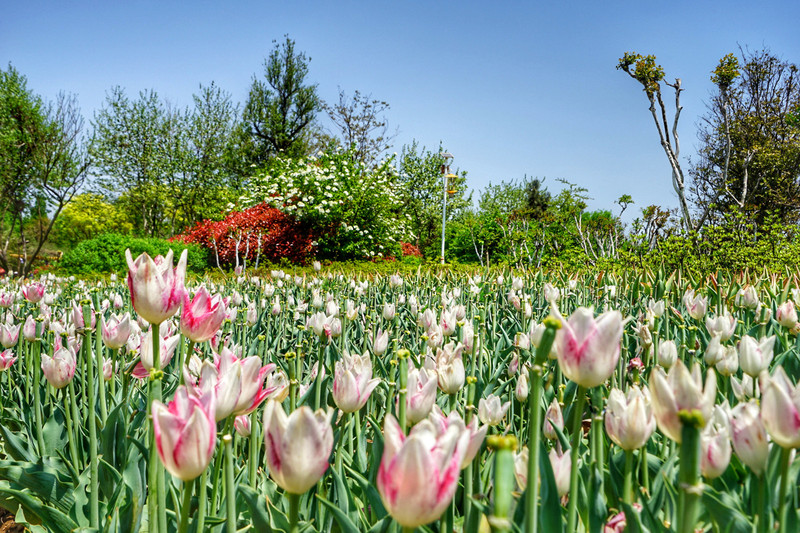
[0,251,799,533]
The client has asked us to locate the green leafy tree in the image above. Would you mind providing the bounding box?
[51,193,133,247]
[692,48,800,226]
[241,36,320,165]
[0,65,89,276]
[322,89,396,166]
[398,141,471,258]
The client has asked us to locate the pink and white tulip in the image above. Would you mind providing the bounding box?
[125,248,188,325]
[41,346,77,389]
[180,287,227,343]
[731,400,769,475]
[262,400,334,494]
[605,386,656,450]
[553,306,623,388]
[761,366,800,449]
[101,313,132,350]
[22,283,45,303]
[650,361,716,443]
[0,349,16,370]
[332,352,380,413]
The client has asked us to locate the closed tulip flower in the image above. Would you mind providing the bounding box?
[152,386,216,481]
[514,446,529,491]
[701,404,732,479]
[543,398,564,440]
[125,248,188,325]
[436,342,466,394]
[440,308,457,337]
[735,286,760,310]
[41,346,77,389]
[761,366,800,448]
[383,303,396,320]
[133,330,181,379]
[377,414,469,528]
[515,372,529,402]
[553,306,623,388]
[715,345,739,377]
[0,349,17,370]
[738,335,775,377]
[406,366,438,424]
[776,300,798,329]
[0,291,15,308]
[549,448,572,496]
[234,414,251,437]
[101,313,132,350]
[731,400,769,475]
[426,407,487,469]
[657,339,678,368]
[605,386,656,450]
[514,332,531,351]
[478,394,511,426]
[373,329,389,356]
[181,287,227,342]
[0,323,19,349]
[650,361,717,442]
[333,352,380,413]
[22,316,36,342]
[263,400,334,494]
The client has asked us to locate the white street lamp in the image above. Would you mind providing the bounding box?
[439,152,454,264]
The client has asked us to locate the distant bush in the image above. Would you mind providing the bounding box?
[51,194,134,248]
[59,234,206,274]
[173,203,315,267]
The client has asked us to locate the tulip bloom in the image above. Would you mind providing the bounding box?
[41,346,77,389]
[761,366,800,448]
[125,248,188,325]
[683,289,708,321]
[0,324,19,349]
[478,394,511,426]
[406,366,438,424]
[132,331,181,379]
[0,349,17,370]
[605,386,656,450]
[436,342,465,394]
[776,300,798,329]
[657,339,678,368]
[377,414,469,528]
[650,361,716,442]
[731,400,769,475]
[373,329,389,356]
[705,312,736,342]
[22,316,36,342]
[263,400,334,494]
[22,283,45,303]
[738,335,775,377]
[101,313,132,350]
[700,404,732,479]
[543,398,564,440]
[514,446,529,491]
[152,386,216,481]
[234,415,251,437]
[181,287,227,342]
[515,372,529,402]
[549,448,571,496]
[553,306,623,388]
[0,291,15,308]
[426,407,487,469]
[332,352,380,413]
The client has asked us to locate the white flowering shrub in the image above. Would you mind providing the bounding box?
[240,149,410,260]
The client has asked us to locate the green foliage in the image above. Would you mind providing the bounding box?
[617,52,665,96]
[58,233,206,274]
[51,193,133,247]
[241,148,406,261]
[711,53,740,88]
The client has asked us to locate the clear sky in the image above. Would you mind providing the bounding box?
[3,1,799,222]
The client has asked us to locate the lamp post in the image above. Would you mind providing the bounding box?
[439,152,454,265]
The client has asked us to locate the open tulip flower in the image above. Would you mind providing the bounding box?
[406,366,438,424]
[650,360,717,442]
[761,366,800,449]
[426,406,487,469]
[605,386,656,450]
[180,286,227,343]
[0,349,16,370]
[377,414,469,528]
[41,346,77,389]
[101,313,132,350]
[132,330,181,379]
[262,400,334,495]
[700,404,732,479]
[730,400,769,475]
[553,306,623,388]
[332,352,380,413]
[738,335,775,377]
[0,324,19,349]
[125,248,188,325]
[478,394,511,426]
[436,341,466,394]
[152,386,216,481]
[21,282,45,303]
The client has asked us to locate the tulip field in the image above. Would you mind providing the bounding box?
[1,250,800,533]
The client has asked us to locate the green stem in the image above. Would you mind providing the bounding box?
[248,410,259,488]
[195,469,207,532]
[177,479,193,533]
[676,416,702,533]
[180,339,195,385]
[288,492,300,533]
[63,387,80,470]
[565,386,587,533]
[777,446,792,533]
[525,364,543,533]
[314,341,325,410]
[32,332,45,454]
[148,324,166,533]
[398,353,408,434]
[756,472,768,533]
[83,303,99,529]
[489,436,516,533]
[623,449,634,504]
[224,434,236,532]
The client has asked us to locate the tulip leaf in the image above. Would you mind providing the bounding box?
[318,495,360,533]
[701,487,753,533]
[366,516,392,533]
[621,502,648,533]
[0,423,35,462]
[0,460,75,513]
[0,484,79,533]
[538,441,563,533]
[344,463,387,519]
[41,406,69,457]
[239,484,273,532]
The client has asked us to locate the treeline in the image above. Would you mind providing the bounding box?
[1,40,799,276]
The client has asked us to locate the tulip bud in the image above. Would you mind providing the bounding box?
[715,345,739,377]
[683,289,708,321]
[436,342,466,394]
[383,303,396,321]
[373,329,389,356]
[515,372,529,402]
[543,398,564,440]
[657,339,678,368]
[514,446,529,491]
[514,332,531,351]
[701,404,732,479]
[549,448,571,496]
[263,401,334,494]
[0,323,19,349]
[22,316,37,342]
[735,286,760,310]
[234,414,251,437]
[440,308,457,337]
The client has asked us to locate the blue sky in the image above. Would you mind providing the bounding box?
[3,1,799,222]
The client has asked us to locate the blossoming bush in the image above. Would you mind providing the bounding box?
[240,149,409,261]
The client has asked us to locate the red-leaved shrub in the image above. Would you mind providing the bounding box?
[401,242,423,258]
[173,203,315,266]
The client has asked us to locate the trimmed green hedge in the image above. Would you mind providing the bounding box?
[58,234,207,274]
